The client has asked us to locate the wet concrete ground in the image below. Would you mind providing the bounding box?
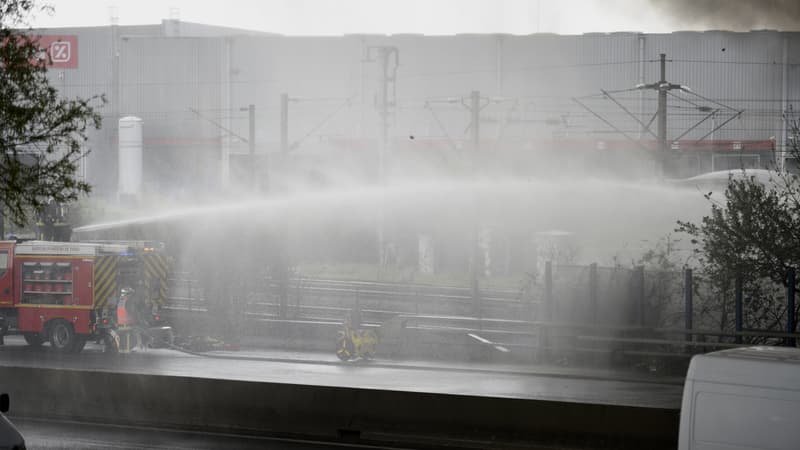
[0,335,684,409]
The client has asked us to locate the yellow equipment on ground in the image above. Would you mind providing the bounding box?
[336,325,378,361]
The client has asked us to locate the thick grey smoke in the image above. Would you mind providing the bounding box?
[650,0,800,31]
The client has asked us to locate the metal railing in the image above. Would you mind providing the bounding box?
[162,269,800,361]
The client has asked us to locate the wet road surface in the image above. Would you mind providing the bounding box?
[0,335,684,409]
[12,417,407,449]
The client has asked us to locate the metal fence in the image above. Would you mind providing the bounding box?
[163,264,800,363]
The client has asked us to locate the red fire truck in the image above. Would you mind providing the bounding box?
[0,240,171,353]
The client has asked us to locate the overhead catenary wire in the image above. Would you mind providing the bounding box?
[288,95,356,152]
[424,101,463,158]
[88,86,790,148]
[680,89,742,113]
[99,107,789,122]
[189,108,249,142]
[671,58,800,66]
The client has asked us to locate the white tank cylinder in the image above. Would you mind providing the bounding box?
[118,116,143,199]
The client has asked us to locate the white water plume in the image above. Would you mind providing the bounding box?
[75,176,711,265]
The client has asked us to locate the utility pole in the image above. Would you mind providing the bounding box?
[470,90,481,318]
[277,93,289,319]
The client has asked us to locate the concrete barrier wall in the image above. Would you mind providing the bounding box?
[0,366,679,448]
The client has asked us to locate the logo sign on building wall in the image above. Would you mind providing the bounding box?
[37,35,78,69]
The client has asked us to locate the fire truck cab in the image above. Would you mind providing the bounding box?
[0,240,171,353]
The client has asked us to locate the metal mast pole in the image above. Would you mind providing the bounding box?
[377,48,388,269]
[278,94,289,319]
[470,90,481,317]
[639,53,680,177]
[281,94,289,156]
[248,104,256,190]
[374,47,397,271]
[658,53,669,158]
[379,48,389,183]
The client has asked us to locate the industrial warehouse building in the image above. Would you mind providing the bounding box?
[33,20,800,200]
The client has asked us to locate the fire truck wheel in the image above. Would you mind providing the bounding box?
[22,333,43,347]
[49,320,75,353]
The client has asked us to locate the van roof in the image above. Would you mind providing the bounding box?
[687,346,800,388]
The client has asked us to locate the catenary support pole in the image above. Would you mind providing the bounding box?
[634,266,645,326]
[540,260,553,360]
[684,268,693,348]
[470,90,481,318]
[248,104,256,190]
[545,261,553,322]
[589,263,598,324]
[375,47,397,271]
[657,53,667,177]
[277,94,290,319]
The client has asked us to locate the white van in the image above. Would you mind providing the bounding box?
[679,346,800,450]
[0,394,25,450]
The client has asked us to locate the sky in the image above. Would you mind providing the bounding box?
[23,0,728,35]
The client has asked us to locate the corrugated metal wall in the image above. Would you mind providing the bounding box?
[645,31,787,142]
[119,37,227,193]
[31,25,800,195]
[37,24,161,193]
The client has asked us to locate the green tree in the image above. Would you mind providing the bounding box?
[0,0,102,227]
[677,114,800,334]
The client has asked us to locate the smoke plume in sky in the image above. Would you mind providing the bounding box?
[650,0,800,31]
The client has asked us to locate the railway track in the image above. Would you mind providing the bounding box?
[165,276,534,322]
